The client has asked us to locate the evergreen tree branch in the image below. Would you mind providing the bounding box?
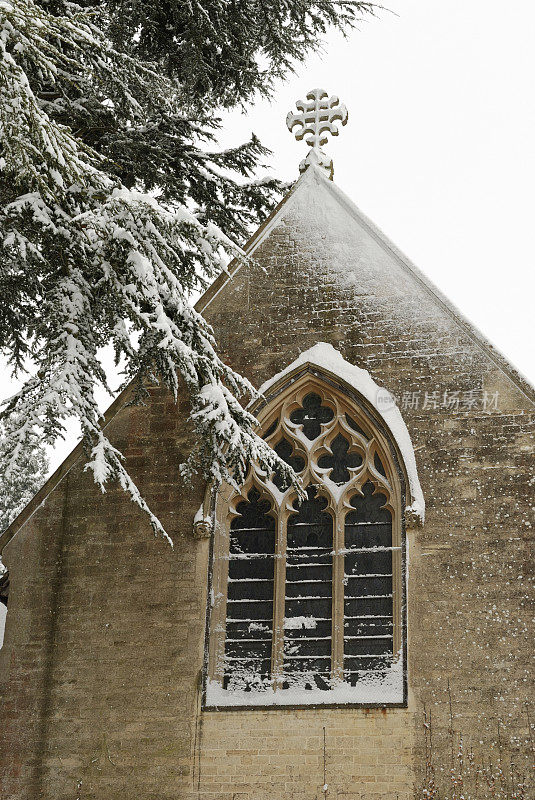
[0,0,364,539]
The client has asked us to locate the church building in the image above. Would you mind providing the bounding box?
[1,90,533,800]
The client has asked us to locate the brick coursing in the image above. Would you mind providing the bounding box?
[1,173,533,799]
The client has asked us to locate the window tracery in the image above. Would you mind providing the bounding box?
[206,372,407,707]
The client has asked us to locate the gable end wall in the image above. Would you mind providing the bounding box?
[0,173,533,800]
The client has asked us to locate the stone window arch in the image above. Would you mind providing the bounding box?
[205,362,416,707]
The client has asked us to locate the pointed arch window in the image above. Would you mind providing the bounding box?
[206,371,408,707]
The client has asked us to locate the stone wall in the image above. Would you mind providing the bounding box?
[197,707,414,800]
[0,171,532,799]
[198,174,534,797]
[0,390,209,799]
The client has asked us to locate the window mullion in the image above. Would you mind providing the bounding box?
[392,506,402,658]
[331,509,345,683]
[271,511,287,690]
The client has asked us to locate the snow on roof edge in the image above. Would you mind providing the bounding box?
[200,163,533,404]
[257,342,425,524]
[315,169,535,405]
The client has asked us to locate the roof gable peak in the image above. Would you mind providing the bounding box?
[198,167,534,405]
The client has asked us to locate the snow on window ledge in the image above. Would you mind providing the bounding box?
[205,656,404,708]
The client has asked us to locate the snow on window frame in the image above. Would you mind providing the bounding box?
[204,344,423,709]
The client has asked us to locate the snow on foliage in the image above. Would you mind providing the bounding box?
[0,415,48,533]
[0,0,376,540]
[0,0,301,540]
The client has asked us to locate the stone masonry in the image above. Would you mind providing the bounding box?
[0,166,533,800]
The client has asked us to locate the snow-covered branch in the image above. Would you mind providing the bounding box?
[0,0,373,539]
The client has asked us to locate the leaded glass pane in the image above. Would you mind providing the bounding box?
[283,487,333,691]
[317,433,362,484]
[224,488,275,691]
[343,481,393,686]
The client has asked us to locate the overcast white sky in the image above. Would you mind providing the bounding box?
[3,1,534,476]
[219,0,535,386]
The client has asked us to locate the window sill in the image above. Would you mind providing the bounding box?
[204,677,405,709]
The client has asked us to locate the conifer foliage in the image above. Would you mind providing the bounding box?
[0,0,374,540]
[0,417,48,533]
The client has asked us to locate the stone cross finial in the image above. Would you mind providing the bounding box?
[286,88,348,180]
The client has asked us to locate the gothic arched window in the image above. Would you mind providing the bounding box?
[206,370,409,707]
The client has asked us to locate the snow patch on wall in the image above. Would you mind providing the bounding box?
[257,342,425,524]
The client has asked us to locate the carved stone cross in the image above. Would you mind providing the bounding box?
[286,88,348,179]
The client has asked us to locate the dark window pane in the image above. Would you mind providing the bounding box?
[285,579,332,598]
[317,433,363,484]
[273,438,305,490]
[285,637,331,657]
[344,617,393,638]
[229,557,274,581]
[226,620,272,640]
[228,579,274,601]
[374,452,387,477]
[344,575,393,597]
[262,418,278,439]
[346,482,390,524]
[344,654,392,679]
[225,638,272,659]
[225,488,275,690]
[284,487,333,690]
[290,393,334,440]
[345,595,393,617]
[226,598,274,621]
[345,414,369,440]
[344,481,394,686]
[344,637,393,656]
[286,618,332,640]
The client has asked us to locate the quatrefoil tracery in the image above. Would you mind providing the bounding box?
[289,392,334,440]
[317,433,363,485]
[228,385,394,520]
